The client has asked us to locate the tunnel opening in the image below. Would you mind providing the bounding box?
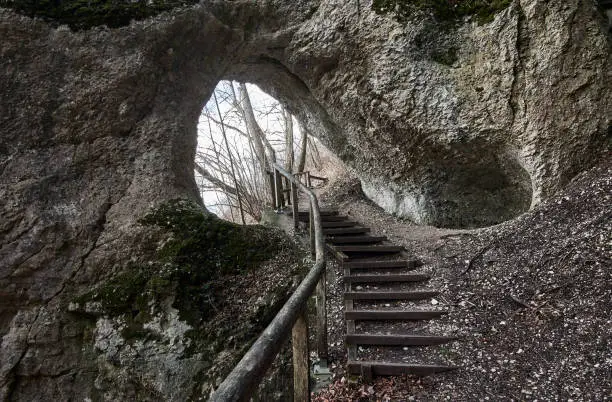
[188,54,348,224]
[194,79,318,223]
[190,58,533,230]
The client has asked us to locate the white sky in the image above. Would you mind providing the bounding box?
[195,81,301,217]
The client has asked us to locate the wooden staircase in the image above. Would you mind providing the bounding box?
[295,209,458,380]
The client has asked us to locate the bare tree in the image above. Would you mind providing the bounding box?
[283,105,294,172]
[295,120,308,174]
[213,90,245,225]
[238,82,277,167]
[195,80,305,223]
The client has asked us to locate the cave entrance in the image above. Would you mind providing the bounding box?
[194,80,312,224]
[193,77,532,229]
[186,53,346,226]
[189,58,532,230]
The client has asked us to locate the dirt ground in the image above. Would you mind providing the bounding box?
[308,157,611,401]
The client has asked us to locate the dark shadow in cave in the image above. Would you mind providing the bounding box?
[418,145,533,228]
[361,139,533,229]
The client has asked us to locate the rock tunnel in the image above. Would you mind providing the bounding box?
[1,0,608,296]
[157,0,605,231]
[216,56,535,228]
[1,0,610,399]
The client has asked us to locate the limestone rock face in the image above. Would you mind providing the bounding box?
[0,0,609,399]
[0,8,240,400]
[283,0,610,228]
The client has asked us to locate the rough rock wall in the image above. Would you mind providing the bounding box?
[280,0,610,228]
[0,7,238,400]
[0,0,609,399]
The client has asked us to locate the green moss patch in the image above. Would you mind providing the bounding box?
[72,262,153,316]
[372,0,512,24]
[140,198,285,278]
[0,0,198,30]
[73,198,296,331]
[69,199,307,397]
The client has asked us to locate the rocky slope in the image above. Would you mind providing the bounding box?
[314,157,611,400]
[0,0,609,399]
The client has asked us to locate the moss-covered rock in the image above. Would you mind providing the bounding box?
[0,0,198,30]
[66,199,304,398]
[140,198,286,278]
[372,0,512,24]
[72,198,294,327]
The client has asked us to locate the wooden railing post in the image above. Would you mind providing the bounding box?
[291,180,299,229]
[273,168,281,210]
[268,171,276,208]
[280,174,285,207]
[316,261,328,361]
[285,177,291,204]
[210,164,326,402]
[309,204,315,257]
[292,308,310,402]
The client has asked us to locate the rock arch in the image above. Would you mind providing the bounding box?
[0,0,610,397]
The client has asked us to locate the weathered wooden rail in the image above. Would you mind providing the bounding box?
[210,163,327,402]
[293,171,328,188]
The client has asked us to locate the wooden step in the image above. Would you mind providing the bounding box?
[346,334,456,346]
[344,260,417,270]
[327,236,387,244]
[347,361,458,377]
[321,215,350,222]
[334,245,402,254]
[323,227,370,235]
[345,310,445,320]
[326,244,350,262]
[297,215,348,223]
[344,273,429,283]
[293,210,338,216]
[344,290,438,301]
[321,221,358,228]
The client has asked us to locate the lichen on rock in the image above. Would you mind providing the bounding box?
[371,0,513,24]
[0,0,198,30]
[65,199,304,399]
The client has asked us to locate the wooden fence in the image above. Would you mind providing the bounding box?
[210,163,327,402]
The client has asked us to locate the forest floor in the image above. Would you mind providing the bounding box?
[307,157,611,401]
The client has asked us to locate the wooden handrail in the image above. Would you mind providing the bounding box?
[210,163,326,402]
[291,171,327,189]
[308,174,327,182]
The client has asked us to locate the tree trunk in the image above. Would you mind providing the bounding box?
[283,106,294,173]
[238,82,277,167]
[213,90,246,225]
[296,120,308,174]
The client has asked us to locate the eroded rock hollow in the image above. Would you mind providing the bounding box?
[0,0,610,399]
